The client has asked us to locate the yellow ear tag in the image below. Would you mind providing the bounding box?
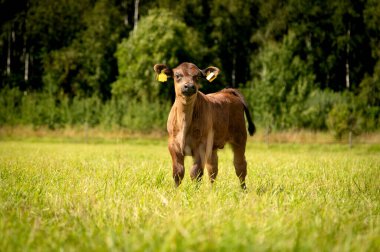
[157,70,168,82]
[206,72,216,82]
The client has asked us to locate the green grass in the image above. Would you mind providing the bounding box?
[0,139,379,251]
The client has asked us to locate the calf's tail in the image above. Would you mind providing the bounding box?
[227,89,256,136]
[244,105,256,136]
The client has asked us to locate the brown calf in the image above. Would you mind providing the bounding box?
[154,62,255,189]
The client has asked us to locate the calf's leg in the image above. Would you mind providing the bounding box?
[173,159,185,187]
[206,150,218,183]
[190,156,203,182]
[169,144,185,187]
[232,144,247,190]
[190,146,206,182]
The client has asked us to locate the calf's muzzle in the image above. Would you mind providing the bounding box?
[181,83,196,96]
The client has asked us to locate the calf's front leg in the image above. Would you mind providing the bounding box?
[169,142,185,187]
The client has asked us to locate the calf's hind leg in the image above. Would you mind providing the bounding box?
[231,144,248,190]
[190,160,204,182]
[206,150,218,183]
[190,145,209,182]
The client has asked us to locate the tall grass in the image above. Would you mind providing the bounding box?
[0,140,379,251]
[0,88,170,131]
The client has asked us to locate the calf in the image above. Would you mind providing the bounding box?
[154,62,255,189]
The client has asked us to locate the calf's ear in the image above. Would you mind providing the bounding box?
[202,66,220,82]
[153,64,173,82]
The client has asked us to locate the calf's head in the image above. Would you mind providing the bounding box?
[154,62,220,100]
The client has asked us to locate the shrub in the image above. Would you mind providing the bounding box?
[0,88,23,126]
[326,93,361,139]
[248,31,315,129]
[302,89,345,130]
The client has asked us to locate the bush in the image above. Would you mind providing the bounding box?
[0,88,23,126]
[248,31,315,130]
[301,89,345,130]
[117,99,170,132]
[99,96,170,132]
[356,63,380,131]
[326,93,361,139]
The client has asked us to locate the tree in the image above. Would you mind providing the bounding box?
[208,0,258,87]
[294,0,373,92]
[43,0,125,99]
[0,0,92,90]
[112,9,206,102]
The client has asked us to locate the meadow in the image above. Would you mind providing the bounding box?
[0,136,379,251]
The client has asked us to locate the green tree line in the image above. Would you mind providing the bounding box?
[1,0,379,136]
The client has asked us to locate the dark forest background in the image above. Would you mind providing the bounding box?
[1,0,379,137]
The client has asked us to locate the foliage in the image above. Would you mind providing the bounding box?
[0,88,169,132]
[1,0,92,89]
[207,0,258,87]
[112,9,206,102]
[1,140,379,251]
[0,87,23,126]
[326,93,359,139]
[0,0,380,133]
[302,89,345,130]
[356,61,380,131]
[249,31,315,129]
[43,0,124,99]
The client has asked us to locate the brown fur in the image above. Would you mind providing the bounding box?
[154,62,255,189]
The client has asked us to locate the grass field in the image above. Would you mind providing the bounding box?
[1,138,379,251]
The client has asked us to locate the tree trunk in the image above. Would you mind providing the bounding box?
[349,131,352,148]
[265,125,270,146]
[232,52,236,87]
[134,0,140,30]
[122,0,129,26]
[345,28,350,89]
[6,26,12,76]
[23,33,29,82]
[24,52,29,82]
